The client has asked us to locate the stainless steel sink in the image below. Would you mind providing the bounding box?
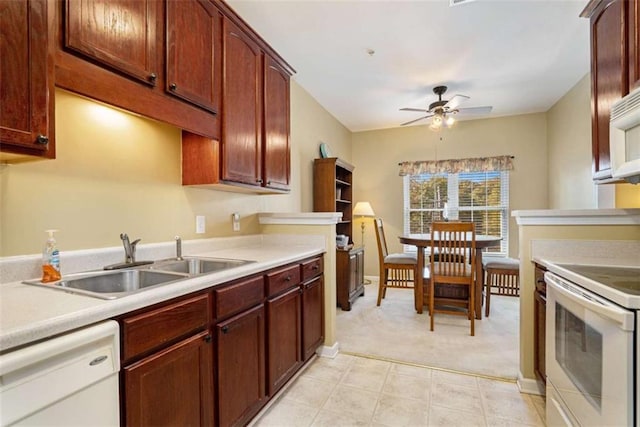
[149,257,253,275]
[23,269,190,300]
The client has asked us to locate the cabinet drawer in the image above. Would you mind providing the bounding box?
[301,256,323,282]
[122,293,210,361]
[215,275,265,320]
[266,264,301,297]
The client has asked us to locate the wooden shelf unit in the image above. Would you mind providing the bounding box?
[313,157,365,310]
[313,157,354,242]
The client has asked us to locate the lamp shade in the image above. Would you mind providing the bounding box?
[353,202,375,217]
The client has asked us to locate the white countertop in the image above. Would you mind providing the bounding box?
[0,235,326,352]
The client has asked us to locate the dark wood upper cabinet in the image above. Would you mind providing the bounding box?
[0,0,55,159]
[221,17,263,186]
[166,0,221,113]
[584,0,630,181]
[263,55,291,191]
[629,0,640,91]
[65,0,160,86]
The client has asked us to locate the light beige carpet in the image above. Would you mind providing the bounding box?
[336,281,519,380]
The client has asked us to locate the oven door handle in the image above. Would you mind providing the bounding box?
[546,273,635,331]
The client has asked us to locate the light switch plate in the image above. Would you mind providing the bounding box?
[196,215,206,234]
[232,212,240,232]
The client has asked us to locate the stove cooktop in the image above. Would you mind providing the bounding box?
[548,263,640,309]
[556,264,640,295]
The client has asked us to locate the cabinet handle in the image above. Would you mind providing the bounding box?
[169,83,177,91]
[204,334,212,343]
[267,180,272,185]
[536,279,545,284]
[312,265,319,270]
[35,134,49,145]
[221,325,229,334]
[149,73,157,84]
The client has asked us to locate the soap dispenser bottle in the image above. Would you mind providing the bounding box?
[42,229,61,283]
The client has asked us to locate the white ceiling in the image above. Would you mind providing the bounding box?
[226,0,591,132]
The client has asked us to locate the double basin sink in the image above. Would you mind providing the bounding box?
[23,257,254,300]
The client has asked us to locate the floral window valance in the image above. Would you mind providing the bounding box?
[398,155,514,176]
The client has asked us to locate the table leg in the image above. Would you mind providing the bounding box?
[475,249,483,320]
[415,246,424,314]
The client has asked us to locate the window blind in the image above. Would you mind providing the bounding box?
[403,171,509,255]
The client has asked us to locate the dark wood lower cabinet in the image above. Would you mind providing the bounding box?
[266,286,302,395]
[120,255,324,427]
[216,304,266,427]
[124,330,214,427]
[534,265,547,384]
[302,275,324,361]
[336,246,365,310]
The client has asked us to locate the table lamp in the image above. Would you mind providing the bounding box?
[353,202,376,246]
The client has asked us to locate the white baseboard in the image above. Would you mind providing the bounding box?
[517,371,545,395]
[316,342,340,358]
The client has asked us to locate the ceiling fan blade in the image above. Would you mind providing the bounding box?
[444,94,470,111]
[400,107,429,113]
[400,115,432,126]
[457,106,493,115]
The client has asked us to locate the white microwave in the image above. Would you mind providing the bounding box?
[610,87,640,184]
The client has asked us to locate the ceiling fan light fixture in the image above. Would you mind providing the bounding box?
[446,115,455,126]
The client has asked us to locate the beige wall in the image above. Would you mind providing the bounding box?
[352,114,549,275]
[289,82,353,212]
[546,73,594,209]
[0,82,350,257]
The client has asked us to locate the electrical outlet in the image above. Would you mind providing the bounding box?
[232,212,240,232]
[196,215,206,234]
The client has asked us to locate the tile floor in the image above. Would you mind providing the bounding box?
[252,353,546,426]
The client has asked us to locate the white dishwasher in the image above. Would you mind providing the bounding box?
[0,320,120,427]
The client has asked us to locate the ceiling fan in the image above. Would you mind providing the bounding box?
[400,86,493,128]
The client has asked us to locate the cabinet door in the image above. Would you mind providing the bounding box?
[0,0,53,157]
[590,0,628,180]
[267,286,302,395]
[534,290,546,383]
[348,252,358,296]
[263,55,291,191]
[124,331,214,427]
[221,18,262,186]
[302,275,324,361]
[217,304,266,427]
[166,0,221,113]
[65,0,159,86]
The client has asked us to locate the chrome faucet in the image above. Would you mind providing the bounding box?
[120,233,141,263]
[104,233,151,270]
[175,236,183,260]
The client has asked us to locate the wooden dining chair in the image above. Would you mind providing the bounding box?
[374,218,417,306]
[428,221,476,336]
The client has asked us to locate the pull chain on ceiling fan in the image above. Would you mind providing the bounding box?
[399,85,492,130]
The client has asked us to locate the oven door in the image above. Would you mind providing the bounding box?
[545,272,634,426]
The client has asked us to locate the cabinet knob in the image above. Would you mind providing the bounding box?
[204,334,212,343]
[256,178,263,184]
[35,134,49,145]
[221,325,229,334]
[169,83,177,91]
[267,180,272,185]
[285,275,292,282]
[536,279,545,284]
[312,265,319,270]
[149,73,157,84]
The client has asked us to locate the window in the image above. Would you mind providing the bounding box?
[403,170,509,255]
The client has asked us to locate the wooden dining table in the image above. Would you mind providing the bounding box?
[399,234,502,319]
